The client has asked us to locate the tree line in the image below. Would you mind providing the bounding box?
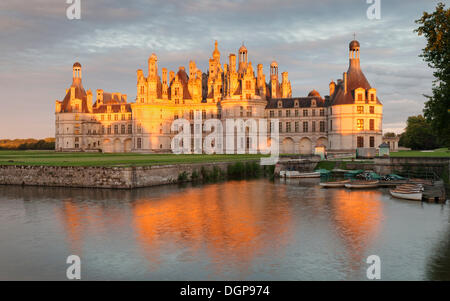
[399,3,449,150]
[0,138,55,150]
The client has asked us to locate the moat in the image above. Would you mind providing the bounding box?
[0,179,448,280]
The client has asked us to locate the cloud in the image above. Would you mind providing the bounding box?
[0,0,442,138]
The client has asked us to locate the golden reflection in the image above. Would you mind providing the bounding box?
[330,189,383,272]
[132,181,293,276]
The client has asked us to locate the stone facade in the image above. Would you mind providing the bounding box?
[55,40,383,155]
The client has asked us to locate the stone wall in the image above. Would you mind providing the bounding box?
[0,161,257,189]
[374,157,450,179]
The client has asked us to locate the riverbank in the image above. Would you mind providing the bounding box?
[0,160,272,189]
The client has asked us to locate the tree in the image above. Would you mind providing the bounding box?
[400,115,439,150]
[415,2,450,146]
[383,132,396,138]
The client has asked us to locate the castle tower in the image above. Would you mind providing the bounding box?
[270,61,278,98]
[212,40,220,63]
[238,44,248,73]
[73,62,82,84]
[349,39,360,68]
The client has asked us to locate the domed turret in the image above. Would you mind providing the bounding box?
[73,62,82,80]
[212,40,220,60]
[349,40,360,51]
[239,44,247,53]
[308,89,321,97]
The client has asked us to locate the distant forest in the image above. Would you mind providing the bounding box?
[0,138,55,150]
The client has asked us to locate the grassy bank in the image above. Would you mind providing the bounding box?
[391,148,450,157]
[0,150,268,167]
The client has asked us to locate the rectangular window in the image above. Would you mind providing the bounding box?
[320,109,324,116]
[286,110,291,117]
[303,109,308,117]
[357,119,364,131]
[295,122,299,133]
[286,122,291,133]
[278,110,282,117]
[312,121,316,132]
[269,110,274,118]
[246,106,252,117]
[370,106,375,114]
[202,110,206,119]
[107,125,111,134]
[121,114,125,121]
[370,119,375,131]
[279,122,283,133]
[295,110,299,117]
[312,109,316,117]
[246,81,251,90]
[370,136,375,147]
[128,124,132,134]
[240,106,244,117]
[137,138,142,149]
[357,106,364,114]
[330,120,333,131]
[320,121,325,132]
[357,94,363,101]
[303,122,308,132]
[121,124,125,134]
[189,110,194,120]
[114,125,118,134]
[357,136,364,148]
[114,114,118,121]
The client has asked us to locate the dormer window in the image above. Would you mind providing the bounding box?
[294,100,299,107]
[278,101,282,108]
[355,88,365,102]
[311,99,316,107]
[368,88,377,102]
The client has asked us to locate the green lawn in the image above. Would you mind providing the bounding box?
[0,150,268,167]
[390,148,450,158]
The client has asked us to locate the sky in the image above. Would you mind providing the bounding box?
[0,0,442,139]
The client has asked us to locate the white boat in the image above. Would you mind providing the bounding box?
[390,189,423,201]
[344,180,379,189]
[320,179,351,188]
[281,171,321,178]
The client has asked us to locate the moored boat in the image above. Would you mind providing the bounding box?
[344,180,379,189]
[389,189,423,201]
[320,179,351,188]
[282,171,321,178]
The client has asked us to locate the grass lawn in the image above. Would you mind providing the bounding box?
[390,148,450,158]
[0,150,268,167]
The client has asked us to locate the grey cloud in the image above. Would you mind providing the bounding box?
[0,0,443,138]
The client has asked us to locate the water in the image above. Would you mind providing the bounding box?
[0,179,448,280]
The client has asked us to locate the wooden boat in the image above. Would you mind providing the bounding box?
[344,180,379,189]
[320,179,351,188]
[390,189,423,201]
[281,171,321,178]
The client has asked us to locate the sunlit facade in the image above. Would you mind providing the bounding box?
[55,40,382,154]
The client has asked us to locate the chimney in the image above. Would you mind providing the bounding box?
[329,81,336,96]
[343,72,347,94]
[70,87,75,101]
